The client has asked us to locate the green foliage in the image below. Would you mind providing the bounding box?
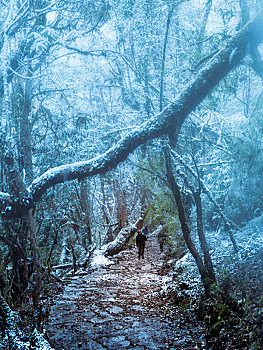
[136,149,186,259]
[199,266,263,349]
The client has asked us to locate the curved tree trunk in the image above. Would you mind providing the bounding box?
[171,149,239,251]
[1,11,263,217]
[164,146,213,295]
[169,148,216,280]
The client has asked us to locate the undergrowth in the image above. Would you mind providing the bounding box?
[166,252,263,349]
[197,266,263,350]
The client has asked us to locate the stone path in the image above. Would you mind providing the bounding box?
[46,233,205,349]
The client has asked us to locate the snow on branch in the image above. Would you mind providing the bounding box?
[90,218,143,268]
[103,218,143,256]
[170,150,240,231]
[0,191,11,203]
[2,11,263,217]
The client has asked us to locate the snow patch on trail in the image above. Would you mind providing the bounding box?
[90,246,113,268]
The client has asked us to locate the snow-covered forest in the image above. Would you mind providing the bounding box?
[0,0,263,349]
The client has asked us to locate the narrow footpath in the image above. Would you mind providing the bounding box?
[46,232,205,349]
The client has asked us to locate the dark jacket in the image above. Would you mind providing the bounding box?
[136,232,147,247]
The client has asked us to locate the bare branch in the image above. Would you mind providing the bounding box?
[2,12,263,218]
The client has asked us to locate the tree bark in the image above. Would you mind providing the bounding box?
[197,0,212,56]
[100,178,115,245]
[79,179,92,248]
[193,189,216,281]
[114,178,129,233]
[171,150,239,251]
[169,148,216,279]
[160,4,175,111]
[164,146,212,295]
[19,76,33,184]
[1,12,263,217]
[101,217,143,257]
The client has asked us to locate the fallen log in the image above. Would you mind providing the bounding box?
[52,262,72,270]
[89,218,143,268]
[104,217,143,256]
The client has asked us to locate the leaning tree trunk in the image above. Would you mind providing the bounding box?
[90,218,144,268]
[164,146,213,296]
[1,12,263,218]
[103,217,143,256]
[193,188,216,282]
[170,149,216,281]
[171,149,239,252]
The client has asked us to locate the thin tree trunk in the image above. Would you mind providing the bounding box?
[114,178,129,233]
[79,179,92,248]
[164,146,212,295]
[100,179,114,245]
[144,58,152,116]
[59,229,67,265]
[20,76,33,184]
[197,0,212,55]
[160,4,175,111]
[169,149,216,281]
[193,189,216,281]
[171,150,239,252]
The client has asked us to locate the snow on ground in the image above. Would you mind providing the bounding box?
[90,246,114,268]
[163,213,263,302]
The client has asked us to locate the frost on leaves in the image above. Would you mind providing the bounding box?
[1,11,263,218]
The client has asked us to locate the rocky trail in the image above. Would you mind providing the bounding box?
[46,232,206,350]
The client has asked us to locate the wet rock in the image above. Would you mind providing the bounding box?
[89,317,108,324]
[108,305,124,314]
[131,305,146,312]
[106,336,130,348]
[46,231,205,350]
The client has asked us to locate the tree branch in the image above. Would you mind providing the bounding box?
[2,12,263,218]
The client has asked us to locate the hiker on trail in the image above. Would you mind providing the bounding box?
[136,229,147,260]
